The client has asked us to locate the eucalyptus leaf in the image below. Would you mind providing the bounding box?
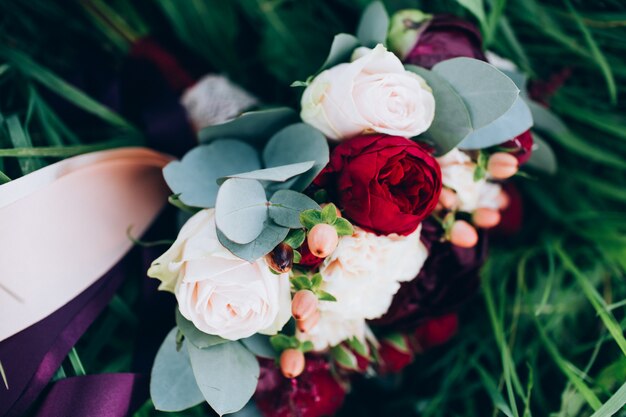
[176,309,228,349]
[527,100,569,136]
[263,123,329,192]
[218,161,315,184]
[198,107,297,146]
[356,1,390,48]
[320,33,360,71]
[187,341,260,416]
[218,221,289,262]
[215,179,268,244]
[151,328,205,412]
[163,140,260,208]
[269,190,320,228]
[458,96,533,150]
[526,134,557,175]
[432,58,519,129]
[230,402,263,417]
[406,65,471,154]
[241,334,277,359]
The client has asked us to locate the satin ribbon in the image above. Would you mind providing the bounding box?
[0,147,171,342]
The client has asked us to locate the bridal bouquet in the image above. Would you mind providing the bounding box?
[148,3,554,416]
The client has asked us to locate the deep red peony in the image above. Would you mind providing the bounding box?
[315,135,442,236]
[404,14,487,69]
[414,314,459,351]
[255,357,347,417]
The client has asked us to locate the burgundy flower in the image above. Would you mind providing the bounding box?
[500,130,534,165]
[298,240,325,270]
[404,15,486,69]
[413,314,459,351]
[371,219,487,329]
[255,357,347,417]
[314,135,442,236]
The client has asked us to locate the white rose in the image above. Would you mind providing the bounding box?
[437,149,502,212]
[298,311,366,351]
[301,44,435,140]
[148,209,291,340]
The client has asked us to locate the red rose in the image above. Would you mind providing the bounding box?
[255,357,347,417]
[378,335,414,374]
[315,135,442,236]
[404,15,486,69]
[414,314,459,351]
[500,130,534,165]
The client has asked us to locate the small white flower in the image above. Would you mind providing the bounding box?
[301,44,435,140]
[148,209,290,341]
[437,149,502,212]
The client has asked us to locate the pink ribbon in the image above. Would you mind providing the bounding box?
[0,147,171,342]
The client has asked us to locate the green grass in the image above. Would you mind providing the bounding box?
[1,0,625,416]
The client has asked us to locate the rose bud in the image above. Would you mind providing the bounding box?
[378,335,414,374]
[265,242,294,274]
[390,12,487,69]
[307,224,339,258]
[255,357,347,417]
[313,135,442,236]
[487,152,519,180]
[296,310,321,333]
[500,130,534,165]
[292,290,319,320]
[280,349,306,378]
[472,208,501,229]
[414,314,459,350]
[438,188,458,210]
[450,220,478,248]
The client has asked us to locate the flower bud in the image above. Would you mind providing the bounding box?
[472,208,501,229]
[307,224,339,258]
[450,220,478,248]
[296,310,321,333]
[438,188,458,210]
[496,190,510,210]
[280,348,305,378]
[487,152,519,180]
[265,243,294,274]
[291,290,318,320]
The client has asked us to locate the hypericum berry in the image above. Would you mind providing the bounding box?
[307,224,339,258]
[291,290,318,320]
[438,188,458,210]
[297,310,321,333]
[487,152,519,180]
[472,208,501,229]
[280,348,305,378]
[496,190,510,210]
[265,243,294,274]
[450,220,478,248]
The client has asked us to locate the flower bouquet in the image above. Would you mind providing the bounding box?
[147,3,556,416]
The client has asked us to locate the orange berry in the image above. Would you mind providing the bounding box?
[291,290,318,320]
[472,208,501,229]
[297,310,321,333]
[487,153,519,180]
[439,188,458,210]
[307,224,339,258]
[496,190,510,210]
[450,220,478,248]
[280,349,305,378]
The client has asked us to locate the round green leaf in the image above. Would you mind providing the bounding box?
[176,309,228,349]
[187,341,260,416]
[320,33,360,71]
[269,190,320,228]
[198,107,297,146]
[217,221,289,262]
[263,123,329,192]
[526,133,557,175]
[150,328,204,412]
[215,178,268,244]
[163,140,261,208]
[217,161,315,184]
[356,1,390,48]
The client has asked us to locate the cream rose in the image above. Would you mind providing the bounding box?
[301,44,435,140]
[148,209,291,340]
[437,149,502,212]
[297,226,427,350]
